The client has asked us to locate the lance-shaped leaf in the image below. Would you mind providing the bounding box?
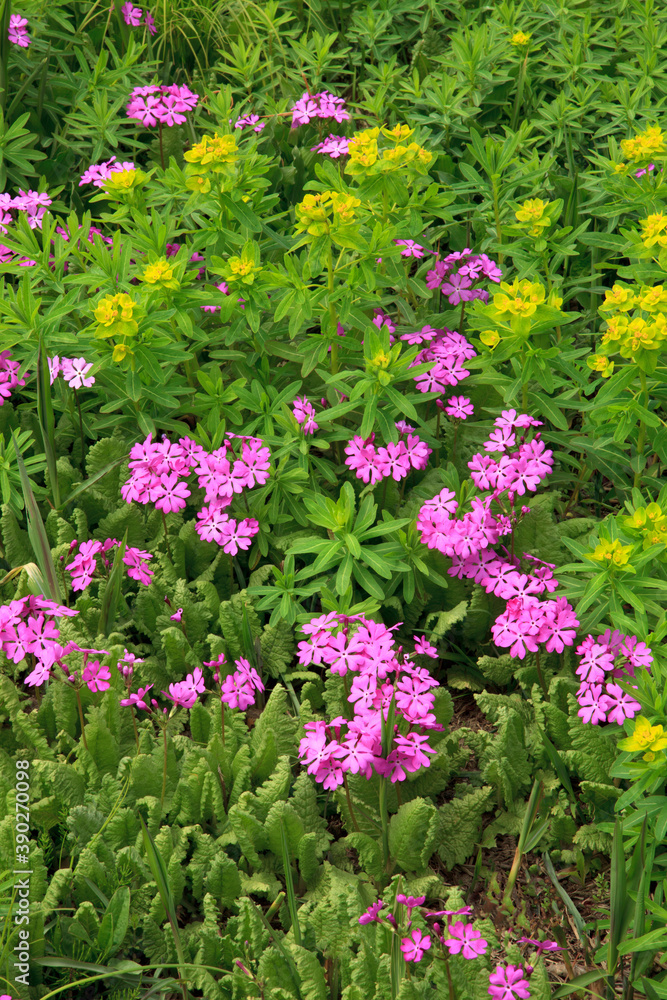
[99,529,128,637]
[11,431,61,601]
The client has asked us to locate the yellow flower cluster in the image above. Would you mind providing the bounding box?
[620,125,666,163]
[515,198,552,238]
[295,190,361,237]
[346,125,433,178]
[184,134,239,193]
[618,717,667,762]
[93,293,139,363]
[510,30,531,46]
[586,537,633,567]
[102,168,147,199]
[595,282,667,363]
[142,258,179,290]
[493,278,546,318]
[224,256,260,285]
[640,211,667,249]
[624,503,667,553]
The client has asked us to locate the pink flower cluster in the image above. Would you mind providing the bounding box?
[406,326,476,396]
[0,189,52,232]
[292,396,319,435]
[64,537,155,591]
[575,629,651,725]
[121,3,156,33]
[48,356,95,389]
[205,652,264,710]
[0,595,114,692]
[291,91,350,127]
[297,614,443,790]
[121,433,267,555]
[344,422,431,485]
[311,135,349,158]
[80,157,136,188]
[358,895,555,999]
[8,13,30,46]
[426,249,502,305]
[126,84,199,128]
[0,350,26,406]
[417,410,580,661]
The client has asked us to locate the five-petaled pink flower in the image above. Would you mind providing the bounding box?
[400,929,431,963]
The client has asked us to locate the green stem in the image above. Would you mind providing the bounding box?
[161,509,172,562]
[75,687,89,752]
[221,699,226,745]
[511,52,529,132]
[445,959,456,1000]
[73,388,86,465]
[378,776,390,873]
[131,706,140,753]
[492,176,503,267]
[327,242,338,374]
[535,648,549,700]
[452,423,459,464]
[633,370,648,488]
[161,727,168,811]
[343,775,360,832]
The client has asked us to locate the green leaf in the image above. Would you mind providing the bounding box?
[11,432,61,601]
[97,886,130,960]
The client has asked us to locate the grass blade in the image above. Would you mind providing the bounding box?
[10,431,61,601]
[139,817,189,1000]
[98,529,128,636]
[280,823,302,947]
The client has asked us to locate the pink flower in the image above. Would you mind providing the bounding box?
[170,608,183,622]
[153,471,191,513]
[144,10,156,34]
[82,660,111,692]
[400,929,431,963]
[445,922,488,960]
[413,635,438,658]
[8,14,30,46]
[445,395,474,419]
[121,2,143,25]
[61,357,95,389]
[395,239,425,258]
[311,134,349,157]
[359,900,385,924]
[120,684,154,710]
[488,964,531,1000]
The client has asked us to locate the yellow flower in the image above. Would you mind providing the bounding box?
[142,258,179,290]
[510,30,531,46]
[640,212,667,249]
[515,198,549,229]
[618,716,667,760]
[367,350,391,370]
[184,134,238,169]
[637,284,667,312]
[330,191,361,222]
[613,162,627,174]
[493,278,545,317]
[381,124,414,142]
[620,125,666,163]
[185,174,211,195]
[225,255,260,285]
[587,354,615,377]
[93,293,139,338]
[600,284,637,312]
[348,128,379,167]
[102,168,146,198]
[112,343,135,363]
[586,537,633,567]
[295,192,333,237]
[480,329,500,349]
